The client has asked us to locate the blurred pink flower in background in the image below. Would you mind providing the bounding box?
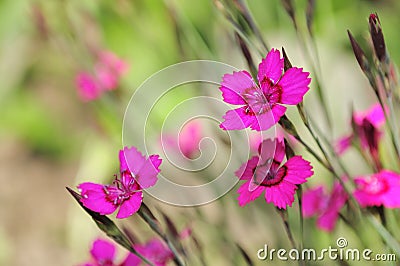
[79,238,140,266]
[236,138,313,209]
[78,146,162,219]
[220,48,311,131]
[163,120,202,159]
[354,170,400,208]
[132,238,174,266]
[76,50,129,102]
[302,182,348,232]
[76,72,102,102]
[335,104,385,155]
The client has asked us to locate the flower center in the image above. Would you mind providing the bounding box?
[265,84,282,105]
[364,176,388,195]
[242,87,269,115]
[103,171,140,205]
[242,83,282,115]
[252,160,286,187]
[98,259,114,266]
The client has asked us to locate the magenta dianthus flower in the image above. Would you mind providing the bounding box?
[236,138,313,209]
[354,170,400,208]
[78,146,162,219]
[220,49,311,131]
[302,182,348,232]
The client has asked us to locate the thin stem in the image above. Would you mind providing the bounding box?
[375,71,400,163]
[367,214,400,257]
[287,6,332,132]
[276,208,297,249]
[291,128,360,213]
[296,186,304,252]
[306,114,352,177]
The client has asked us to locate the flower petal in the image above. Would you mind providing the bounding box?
[220,71,255,105]
[365,104,385,127]
[179,121,202,158]
[257,139,276,162]
[137,155,162,188]
[76,72,102,102]
[354,103,385,127]
[121,253,141,266]
[90,238,116,263]
[251,105,285,131]
[265,180,297,209]
[257,49,284,86]
[116,192,143,219]
[235,156,258,180]
[302,186,326,217]
[334,135,353,155]
[220,107,254,130]
[278,67,311,105]
[317,209,339,232]
[135,239,173,265]
[270,104,287,126]
[283,156,313,185]
[378,171,400,208]
[119,146,146,174]
[316,182,348,231]
[353,177,383,207]
[237,180,265,206]
[78,182,117,215]
[275,139,286,163]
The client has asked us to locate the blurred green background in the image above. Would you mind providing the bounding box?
[1,0,400,265]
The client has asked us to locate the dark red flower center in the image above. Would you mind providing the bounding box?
[358,118,380,152]
[103,171,140,205]
[97,258,114,266]
[242,80,282,115]
[252,160,286,187]
[363,176,389,195]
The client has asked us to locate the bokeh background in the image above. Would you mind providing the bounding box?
[1,0,400,265]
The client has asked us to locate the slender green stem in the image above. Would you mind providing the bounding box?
[296,187,304,252]
[367,214,400,257]
[276,209,297,249]
[375,71,400,163]
[287,8,332,132]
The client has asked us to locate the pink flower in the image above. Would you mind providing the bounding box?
[95,51,129,91]
[76,50,128,102]
[133,239,174,266]
[78,146,162,219]
[76,72,102,102]
[220,49,311,131]
[236,138,313,209]
[79,238,140,266]
[163,120,202,159]
[302,182,348,232]
[354,170,400,208]
[335,104,385,155]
